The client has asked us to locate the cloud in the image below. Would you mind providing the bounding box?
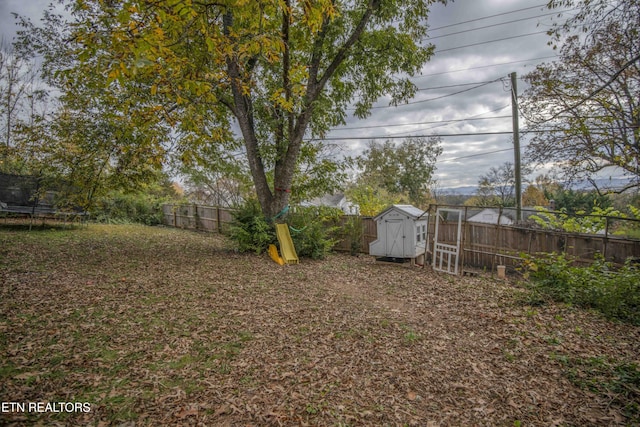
[322,0,564,189]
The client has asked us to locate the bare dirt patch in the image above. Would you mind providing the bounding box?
[1,224,638,426]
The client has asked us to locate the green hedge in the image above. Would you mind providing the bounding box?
[91,192,168,225]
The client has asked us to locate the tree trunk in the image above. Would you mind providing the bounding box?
[224,12,275,217]
[224,1,380,218]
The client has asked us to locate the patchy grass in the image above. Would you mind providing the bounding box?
[1,224,639,426]
[558,356,640,420]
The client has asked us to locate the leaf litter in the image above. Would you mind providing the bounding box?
[0,224,638,426]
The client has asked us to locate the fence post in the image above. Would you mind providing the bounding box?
[461,206,468,271]
[603,216,609,260]
[493,207,503,274]
[427,204,435,261]
[216,207,221,233]
[363,216,367,255]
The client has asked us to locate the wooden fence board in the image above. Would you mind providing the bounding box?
[162,204,233,234]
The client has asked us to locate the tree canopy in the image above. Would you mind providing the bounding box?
[5,6,172,210]
[521,0,640,193]
[475,162,517,207]
[349,136,442,210]
[48,0,446,217]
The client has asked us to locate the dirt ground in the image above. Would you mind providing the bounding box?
[1,224,638,426]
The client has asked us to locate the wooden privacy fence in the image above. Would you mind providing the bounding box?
[162,203,640,271]
[437,221,639,271]
[161,204,379,252]
[332,215,378,254]
[421,205,640,271]
[162,204,234,233]
[333,206,640,271]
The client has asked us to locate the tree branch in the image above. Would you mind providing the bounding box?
[316,0,381,95]
[543,52,640,124]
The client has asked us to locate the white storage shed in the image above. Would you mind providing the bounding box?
[369,204,428,259]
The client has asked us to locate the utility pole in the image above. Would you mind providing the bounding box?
[510,72,522,222]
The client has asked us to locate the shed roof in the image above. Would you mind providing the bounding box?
[374,204,426,221]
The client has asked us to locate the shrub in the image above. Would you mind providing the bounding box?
[342,215,364,255]
[229,199,275,254]
[523,253,640,324]
[92,192,167,225]
[287,206,341,259]
[229,203,342,259]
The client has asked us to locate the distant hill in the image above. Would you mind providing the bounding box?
[441,177,635,196]
[439,185,477,196]
[571,177,636,191]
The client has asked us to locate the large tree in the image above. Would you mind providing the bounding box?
[53,0,446,217]
[352,136,442,208]
[521,0,640,193]
[13,8,170,209]
[478,162,516,207]
[0,38,44,168]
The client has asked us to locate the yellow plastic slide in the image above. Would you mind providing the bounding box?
[275,223,299,264]
[268,244,284,265]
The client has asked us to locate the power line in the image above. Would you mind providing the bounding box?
[440,148,514,163]
[314,127,625,142]
[315,131,514,141]
[437,30,549,54]
[345,80,498,105]
[331,116,511,132]
[429,3,548,32]
[364,78,501,110]
[331,105,511,137]
[383,105,512,137]
[416,55,559,78]
[418,81,496,90]
[428,9,576,41]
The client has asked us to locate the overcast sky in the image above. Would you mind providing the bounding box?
[326,0,566,190]
[1,0,588,190]
[0,0,50,40]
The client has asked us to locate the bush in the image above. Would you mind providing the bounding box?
[523,253,640,324]
[287,206,342,259]
[92,192,167,225]
[229,200,275,254]
[228,202,341,259]
[342,215,364,255]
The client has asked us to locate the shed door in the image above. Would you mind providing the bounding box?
[385,219,404,257]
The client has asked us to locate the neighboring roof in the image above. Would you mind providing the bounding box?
[374,204,426,221]
[306,193,346,207]
[468,208,514,225]
[301,193,359,214]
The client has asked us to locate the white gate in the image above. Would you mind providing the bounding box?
[432,208,462,275]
